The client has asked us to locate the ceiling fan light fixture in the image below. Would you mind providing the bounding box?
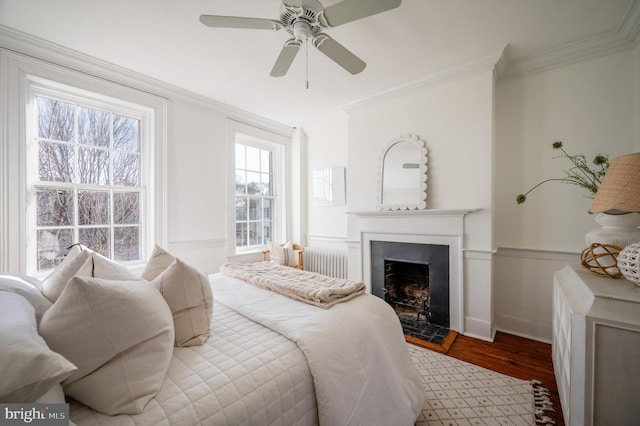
[292,20,312,40]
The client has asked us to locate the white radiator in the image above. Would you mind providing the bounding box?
[303,248,348,279]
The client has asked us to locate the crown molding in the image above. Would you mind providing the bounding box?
[341,45,508,112]
[0,24,294,137]
[338,1,640,115]
[501,0,640,79]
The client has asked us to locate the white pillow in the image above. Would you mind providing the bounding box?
[85,250,142,281]
[0,292,76,402]
[39,276,174,415]
[0,273,52,323]
[269,241,299,267]
[41,245,92,302]
[35,384,66,403]
[42,245,141,302]
[144,245,214,347]
[141,244,175,281]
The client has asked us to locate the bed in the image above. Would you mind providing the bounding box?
[0,247,425,426]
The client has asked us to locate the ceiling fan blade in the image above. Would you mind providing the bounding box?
[270,39,302,77]
[301,0,324,11]
[313,34,366,75]
[321,0,401,27]
[281,0,303,7]
[199,15,283,30]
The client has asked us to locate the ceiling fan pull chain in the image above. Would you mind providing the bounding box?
[305,38,310,90]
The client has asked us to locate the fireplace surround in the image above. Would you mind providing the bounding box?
[349,209,478,335]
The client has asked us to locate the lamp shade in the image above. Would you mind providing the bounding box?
[589,152,640,214]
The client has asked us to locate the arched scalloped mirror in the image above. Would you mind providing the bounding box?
[378,134,428,210]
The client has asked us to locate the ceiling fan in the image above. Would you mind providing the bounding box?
[199,0,401,78]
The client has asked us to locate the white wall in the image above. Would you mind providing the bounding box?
[493,50,637,341]
[164,99,229,273]
[305,118,349,250]
[496,50,635,252]
[344,71,495,248]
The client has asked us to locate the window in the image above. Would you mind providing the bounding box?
[26,84,153,272]
[235,142,275,249]
[229,124,290,255]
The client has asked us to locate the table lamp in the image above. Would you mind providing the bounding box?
[584,152,640,279]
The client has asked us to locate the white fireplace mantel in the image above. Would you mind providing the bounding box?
[349,208,479,217]
[348,208,480,336]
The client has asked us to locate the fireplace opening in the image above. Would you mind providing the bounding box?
[383,259,431,322]
[371,241,450,344]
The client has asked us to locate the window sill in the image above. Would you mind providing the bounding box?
[226,251,264,264]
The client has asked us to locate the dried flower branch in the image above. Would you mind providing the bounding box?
[516,141,609,204]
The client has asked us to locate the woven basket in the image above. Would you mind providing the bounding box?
[580,243,622,278]
[618,242,640,286]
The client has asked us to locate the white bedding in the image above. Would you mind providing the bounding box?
[210,272,425,426]
[69,302,318,426]
[70,272,424,426]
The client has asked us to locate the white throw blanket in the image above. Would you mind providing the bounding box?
[220,261,365,308]
[210,272,425,426]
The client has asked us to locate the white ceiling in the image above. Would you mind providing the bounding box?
[0,0,637,128]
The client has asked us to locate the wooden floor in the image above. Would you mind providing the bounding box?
[444,331,564,425]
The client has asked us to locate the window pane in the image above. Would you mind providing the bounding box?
[114,226,140,261]
[261,172,272,196]
[78,190,109,225]
[262,221,272,245]
[79,147,109,185]
[249,199,261,220]
[246,172,261,195]
[79,227,110,257]
[113,115,140,152]
[37,97,74,142]
[235,171,247,195]
[37,188,74,226]
[78,106,110,147]
[39,141,74,182]
[113,152,140,187]
[235,144,245,169]
[261,149,271,172]
[248,222,261,246]
[246,146,260,171]
[37,229,74,271]
[263,199,272,220]
[235,198,247,221]
[236,222,247,247]
[114,192,140,224]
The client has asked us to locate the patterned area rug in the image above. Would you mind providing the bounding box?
[409,344,554,425]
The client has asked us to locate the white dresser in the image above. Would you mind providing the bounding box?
[552,264,640,426]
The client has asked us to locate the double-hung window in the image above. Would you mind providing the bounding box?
[235,142,274,248]
[26,81,155,273]
[230,124,290,255]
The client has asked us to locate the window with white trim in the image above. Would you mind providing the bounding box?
[26,82,153,272]
[231,129,288,254]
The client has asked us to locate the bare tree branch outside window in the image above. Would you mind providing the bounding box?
[35,95,142,270]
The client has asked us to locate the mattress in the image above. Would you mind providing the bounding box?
[69,302,318,426]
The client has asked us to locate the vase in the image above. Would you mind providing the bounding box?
[585,212,640,248]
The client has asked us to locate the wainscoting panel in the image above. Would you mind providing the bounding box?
[494,247,580,343]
